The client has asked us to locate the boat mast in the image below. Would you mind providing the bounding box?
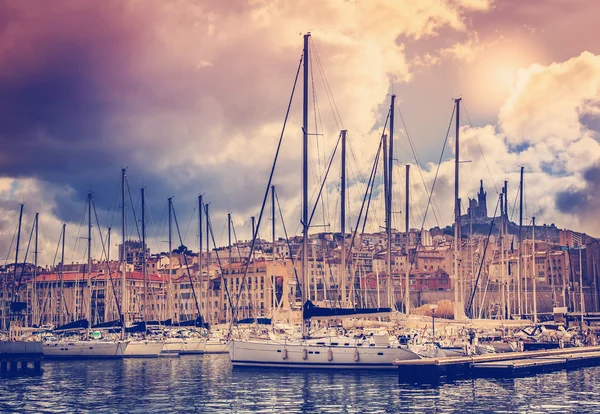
[500,191,505,319]
[168,197,173,322]
[205,203,210,323]
[198,194,203,322]
[121,168,127,336]
[33,212,38,327]
[301,32,310,337]
[405,164,410,314]
[12,204,24,327]
[87,192,92,334]
[504,181,511,318]
[579,242,585,329]
[142,188,148,321]
[227,212,232,321]
[518,167,523,315]
[340,129,347,306]
[383,134,390,307]
[454,97,462,319]
[271,185,276,314]
[532,216,537,322]
[60,223,66,325]
[388,95,396,309]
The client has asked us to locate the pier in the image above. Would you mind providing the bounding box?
[395,346,600,384]
[0,341,44,376]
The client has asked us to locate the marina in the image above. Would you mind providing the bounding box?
[2,354,600,412]
[1,0,599,412]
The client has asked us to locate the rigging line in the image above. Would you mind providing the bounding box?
[361,139,382,235]
[232,53,302,326]
[107,171,121,229]
[205,205,235,322]
[3,219,18,267]
[38,227,64,326]
[462,101,499,194]
[349,134,382,263]
[68,200,87,267]
[230,219,252,315]
[363,110,391,233]
[13,218,35,297]
[308,132,341,228]
[183,202,197,248]
[310,50,330,233]
[172,203,202,321]
[92,199,123,320]
[419,105,455,231]
[275,189,302,293]
[310,39,344,130]
[396,105,442,227]
[125,176,142,241]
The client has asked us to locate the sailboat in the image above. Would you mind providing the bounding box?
[43,193,128,359]
[229,34,421,369]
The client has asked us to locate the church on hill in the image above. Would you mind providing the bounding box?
[467,180,488,224]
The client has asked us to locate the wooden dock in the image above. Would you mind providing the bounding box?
[394,346,600,384]
[0,341,44,376]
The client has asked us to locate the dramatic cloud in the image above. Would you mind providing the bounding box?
[1,0,599,265]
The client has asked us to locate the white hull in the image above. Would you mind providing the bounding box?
[43,340,126,359]
[162,337,207,354]
[204,339,230,354]
[229,340,420,369]
[123,340,163,358]
[180,337,207,354]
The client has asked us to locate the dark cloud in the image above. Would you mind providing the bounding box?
[555,163,600,216]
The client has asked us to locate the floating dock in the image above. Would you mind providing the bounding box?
[395,346,600,384]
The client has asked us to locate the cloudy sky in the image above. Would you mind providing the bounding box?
[1,0,599,266]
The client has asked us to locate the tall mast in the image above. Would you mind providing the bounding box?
[579,242,585,329]
[340,129,347,306]
[168,197,173,322]
[205,203,210,323]
[301,33,310,336]
[198,194,202,321]
[518,167,523,315]
[500,191,505,319]
[271,185,276,313]
[454,97,462,319]
[228,213,232,322]
[107,227,112,321]
[33,212,39,326]
[121,168,127,334]
[389,95,395,309]
[13,204,23,308]
[532,216,537,322]
[60,224,66,324]
[504,180,510,318]
[405,164,410,314]
[87,192,92,330]
[383,134,391,308]
[142,188,148,321]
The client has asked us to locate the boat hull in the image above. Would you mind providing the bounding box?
[204,339,229,354]
[43,341,126,359]
[229,340,420,369]
[123,340,163,358]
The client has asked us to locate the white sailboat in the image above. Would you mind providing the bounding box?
[43,338,127,359]
[44,193,124,359]
[229,34,420,369]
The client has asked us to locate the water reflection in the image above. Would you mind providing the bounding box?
[0,355,599,413]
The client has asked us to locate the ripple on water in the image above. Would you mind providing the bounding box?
[1,355,600,412]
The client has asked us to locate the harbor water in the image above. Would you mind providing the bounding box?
[1,354,600,413]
